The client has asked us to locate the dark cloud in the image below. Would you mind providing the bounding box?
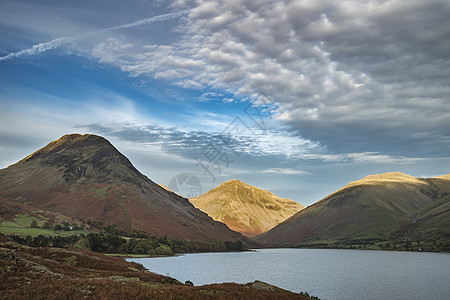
[82,123,258,159]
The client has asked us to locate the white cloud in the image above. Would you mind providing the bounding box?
[261,168,310,175]
[295,152,425,164]
[81,0,450,158]
[3,0,449,159]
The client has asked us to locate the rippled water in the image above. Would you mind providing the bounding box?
[128,248,450,300]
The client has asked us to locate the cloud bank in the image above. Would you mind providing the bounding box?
[2,0,449,163]
[2,0,450,205]
[86,0,450,158]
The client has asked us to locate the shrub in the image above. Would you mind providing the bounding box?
[30,220,38,228]
[155,245,174,256]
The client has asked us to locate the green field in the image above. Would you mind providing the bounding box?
[0,213,91,237]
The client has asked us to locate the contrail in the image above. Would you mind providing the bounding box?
[0,10,188,62]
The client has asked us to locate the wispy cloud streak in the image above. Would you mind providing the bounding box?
[0,10,188,62]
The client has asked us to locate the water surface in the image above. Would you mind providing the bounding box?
[128,248,450,299]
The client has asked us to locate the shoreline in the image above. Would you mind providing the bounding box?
[0,236,316,299]
[108,246,449,259]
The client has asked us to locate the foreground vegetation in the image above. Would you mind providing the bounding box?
[0,234,317,299]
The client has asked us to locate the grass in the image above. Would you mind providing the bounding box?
[4,213,47,227]
[88,185,112,199]
[69,185,78,194]
[0,204,97,237]
[0,221,92,237]
[0,213,53,236]
[0,213,93,237]
[0,226,58,236]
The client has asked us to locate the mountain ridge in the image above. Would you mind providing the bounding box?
[256,172,450,250]
[0,134,248,242]
[190,179,304,237]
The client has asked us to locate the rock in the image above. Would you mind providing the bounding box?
[245,280,280,291]
[185,280,194,286]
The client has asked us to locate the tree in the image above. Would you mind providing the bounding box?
[225,240,243,251]
[405,240,412,249]
[132,243,146,254]
[212,242,226,252]
[73,237,91,250]
[42,220,53,229]
[155,245,174,256]
[30,220,38,228]
[63,222,72,231]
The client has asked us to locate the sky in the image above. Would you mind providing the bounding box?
[1,0,449,206]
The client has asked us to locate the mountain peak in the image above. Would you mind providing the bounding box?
[20,134,115,163]
[213,180,279,199]
[56,133,109,145]
[44,133,110,149]
[347,172,424,187]
[0,134,247,241]
[433,173,450,180]
[223,179,245,184]
[219,179,247,187]
[43,133,114,152]
[12,133,138,185]
[361,172,413,180]
[190,180,304,237]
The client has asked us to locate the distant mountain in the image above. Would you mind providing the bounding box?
[256,172,450,249]
[0,134,246,242]
[190,180,304,237]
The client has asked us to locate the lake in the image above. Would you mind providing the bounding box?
[128,248,450,299]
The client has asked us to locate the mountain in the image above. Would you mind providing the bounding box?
[190,180,304,237]
[256,172,450,249]
[0,134,246,242]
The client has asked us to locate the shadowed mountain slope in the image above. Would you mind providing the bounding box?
[0,134,246,242]
[190,180,304,237]
[256,172,450,246]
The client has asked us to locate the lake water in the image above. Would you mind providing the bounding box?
[128,248,450,299]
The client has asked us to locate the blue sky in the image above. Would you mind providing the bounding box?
[1,0,449,206]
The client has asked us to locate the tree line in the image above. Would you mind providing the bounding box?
[9,231,244,255]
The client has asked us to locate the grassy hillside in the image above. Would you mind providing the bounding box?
[0,197,254,257]
[0,198,92,237]
[257,172,450,252]
[190,180,304,237]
